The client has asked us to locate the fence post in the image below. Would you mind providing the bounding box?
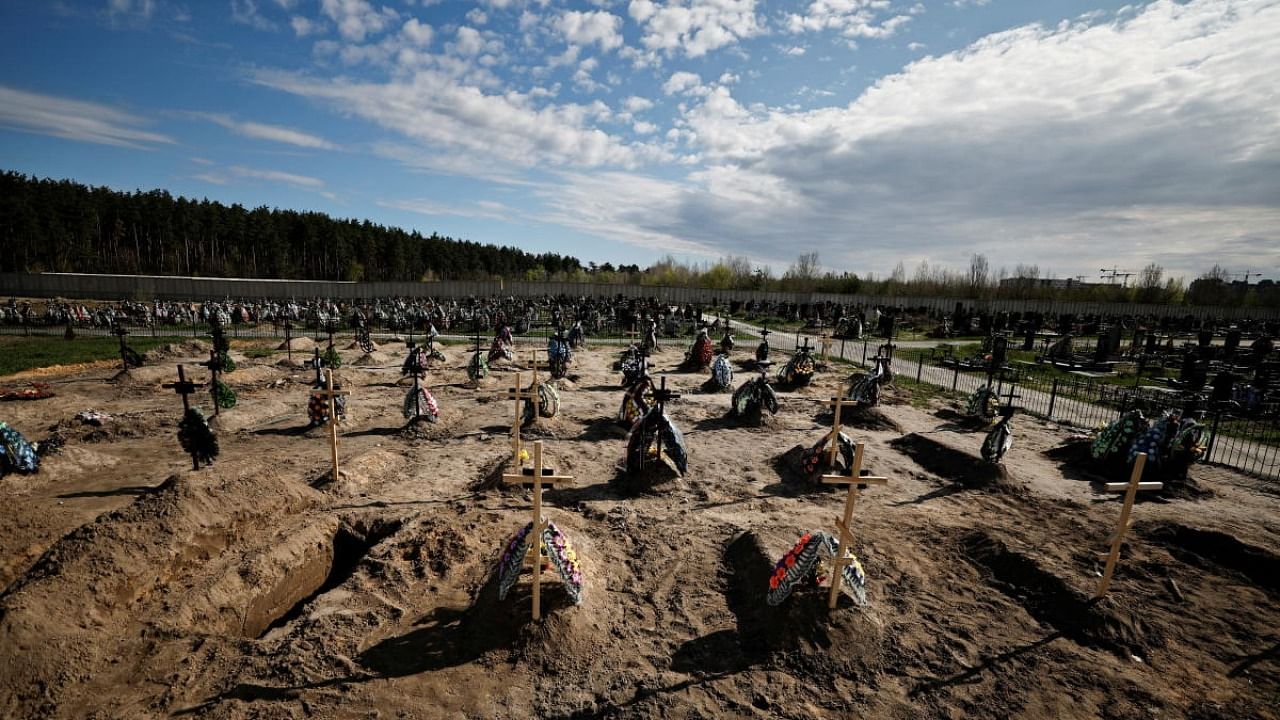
[916,356,923,383]
[1205,407,1223,463]
[952,364,960,391]
[862,339,868,365]
[1047,378,1059,419]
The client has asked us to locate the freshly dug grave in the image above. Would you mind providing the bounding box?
[0,338,1277,719]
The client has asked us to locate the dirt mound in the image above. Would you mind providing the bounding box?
[890,433,1023,493]
[278,337,316,352]
[1141,521,1280,596]
[142,340,211,363]
[53,410,169,444]
[1045,441,1214,500]
[0,468,322,713]
[958,530,1156,657]
[721,531,886,677]
[815,405,904,433]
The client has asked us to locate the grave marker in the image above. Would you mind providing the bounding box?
[314,368,349,481]
[1096,452,1162,598]
[821,442,889,608]
[507,370,538,465]
[826,389,854,467]
[501,441,575,620]
[162,364,206,470]
[819,334,834,368]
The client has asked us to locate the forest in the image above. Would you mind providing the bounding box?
[0,171,583,281]
[1,171,1273,308]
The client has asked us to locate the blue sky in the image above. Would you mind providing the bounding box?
[1,0,1278,281]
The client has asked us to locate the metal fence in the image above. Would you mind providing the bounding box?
[4,272,1278,320]
[768,332,1280,481]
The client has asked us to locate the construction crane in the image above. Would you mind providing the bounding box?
[1099,268,1135,286]
[1230,270,1262,284]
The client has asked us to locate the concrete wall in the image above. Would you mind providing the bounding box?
[3,272,1276,320]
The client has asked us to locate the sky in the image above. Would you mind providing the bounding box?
[1,0,1278,283]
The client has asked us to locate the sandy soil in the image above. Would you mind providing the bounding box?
[1,339,1278,719]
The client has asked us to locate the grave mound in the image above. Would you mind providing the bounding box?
[722,530,886,677]
[890,433,1023,493]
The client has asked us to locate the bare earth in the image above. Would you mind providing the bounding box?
[1,340,1277,719]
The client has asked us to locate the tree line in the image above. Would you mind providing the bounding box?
[0,171,583,281]
[2,171,1273,308]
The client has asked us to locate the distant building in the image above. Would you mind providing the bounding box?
[999,277,1105,290]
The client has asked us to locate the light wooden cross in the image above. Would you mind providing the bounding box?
[826,390,855,467]
[820,334,833,365]
[1096,452,1162,598]
[501,441,574,620]
[821,442,889,608]
[529,349,543,385]
[507,371,539,465]
[625,326,640,344]
[314,368,349,481]
[162,364,206,470]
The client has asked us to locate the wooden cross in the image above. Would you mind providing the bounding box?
[501,441,574,620]
[821,442,889,608]
[283,319,293,362]
[819,334,833,365]
[162,365,205,470]
[507,371,539,464]
[529,350,543,385]
[625,325,640,344]
[826,389,855,467]
[1096,453,1162,598]
[314,368,349,482]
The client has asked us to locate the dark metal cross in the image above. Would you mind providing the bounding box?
[651,375,681,413]
[162,364,203,412]
[201,350,223,417]
[112,323,131,370]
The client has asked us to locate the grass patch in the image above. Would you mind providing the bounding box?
[0,335,186,376]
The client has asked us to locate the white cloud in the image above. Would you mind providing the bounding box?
[401,17,432,46]
[661,70,702,95]
[531,0,1280,277]
[633,120,658,134]
[229,165,326,188]
[231,0,277,31]
[108,0,156,20]
[290,15,317,36]
[785,0,912,40]
[783,45,805,56]
[628,0,763,58]
[623,95,654,112]
[321,0,399,42]
[555,9,623,51]
[273,0,297,8]
[466,8,488,25]
[192,112,338,150]
[379,197,515,222]
[0,85,173,148]
[253,68,671,172]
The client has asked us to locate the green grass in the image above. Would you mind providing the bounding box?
[242,346,277,359]
[0,335,187,376]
